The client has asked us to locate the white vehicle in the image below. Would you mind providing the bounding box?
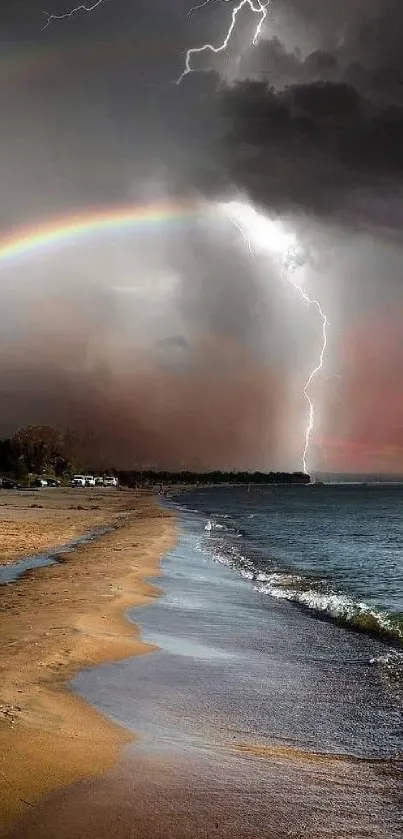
[84,475,96,487]
[103,476,118,487]
[71,474,86,487]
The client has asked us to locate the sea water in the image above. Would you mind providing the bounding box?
[177,484,403,648]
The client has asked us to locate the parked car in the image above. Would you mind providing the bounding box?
[94,476,104,486]
[103,476,118,487]
[31,478,48,488]
[71,474,86,487]
[46,478,61,487]
[84,475,95,487]
[1,479,18,490]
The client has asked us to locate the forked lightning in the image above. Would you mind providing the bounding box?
[286,268,328,475]
[42,0,107,30]
[178,0,270,83]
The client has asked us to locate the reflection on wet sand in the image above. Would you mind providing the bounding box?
[5,743,402,839]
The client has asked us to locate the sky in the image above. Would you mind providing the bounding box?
[0,0,402,473]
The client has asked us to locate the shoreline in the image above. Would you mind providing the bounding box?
[0,491,177,834]
[0,487,144,566]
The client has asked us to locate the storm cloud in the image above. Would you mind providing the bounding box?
[209,0,403,231]
[219,78,403,228]
[0,0,403,472]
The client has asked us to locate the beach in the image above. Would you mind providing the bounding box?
[0,488,176,833]
[0,487,141,566]
[1,486,402,839]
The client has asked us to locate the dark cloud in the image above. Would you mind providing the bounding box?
[136,1,403,234]
[218,78,403,227]
[197,1,402,230]
[240,0,403,105]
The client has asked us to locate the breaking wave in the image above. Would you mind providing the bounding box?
[201,533,403,647]
[255,575,403,643]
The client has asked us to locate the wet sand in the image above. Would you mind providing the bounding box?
[5,721,401,839]
[0,487,140,565]
[0,490,176,833]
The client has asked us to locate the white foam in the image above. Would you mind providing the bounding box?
[255,577,402,640]
[256,578,367,617]
[196,524,402,644]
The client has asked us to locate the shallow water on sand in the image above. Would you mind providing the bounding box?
[0,526,111,584]
[7,499,403,838]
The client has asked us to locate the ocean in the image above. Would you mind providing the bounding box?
[14,485,402,838]
[178,483,403,648]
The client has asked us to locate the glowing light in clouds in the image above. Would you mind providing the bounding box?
[220,201,328,475]
[224,200,297,257]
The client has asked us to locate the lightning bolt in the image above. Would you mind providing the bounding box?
[178,0,270,83]
[284,262,328,476]
[187,0,219,17]
[42,0,107,31]
[223,201,328,476]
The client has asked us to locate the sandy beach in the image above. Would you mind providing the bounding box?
[0,487,143,566]
[0,488,176,834]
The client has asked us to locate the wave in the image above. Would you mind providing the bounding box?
[200,532,403,647]
[168,491,403,652]
[255,575,403,644]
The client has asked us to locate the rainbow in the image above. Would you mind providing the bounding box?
[0,203,199,265]
[1,32,174,86]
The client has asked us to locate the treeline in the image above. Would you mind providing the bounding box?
[118,470,310,487]
[0,425,310,486]
[0,426,83,481]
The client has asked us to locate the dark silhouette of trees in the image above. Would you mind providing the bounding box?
[11,426,64,475]
[0,426,78,480]
[0,438,15,475]
[119,470,310,487]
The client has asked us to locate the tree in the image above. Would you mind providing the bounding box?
[10,426,78,477]
[11,426,63,474]
[0,438,14,473]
